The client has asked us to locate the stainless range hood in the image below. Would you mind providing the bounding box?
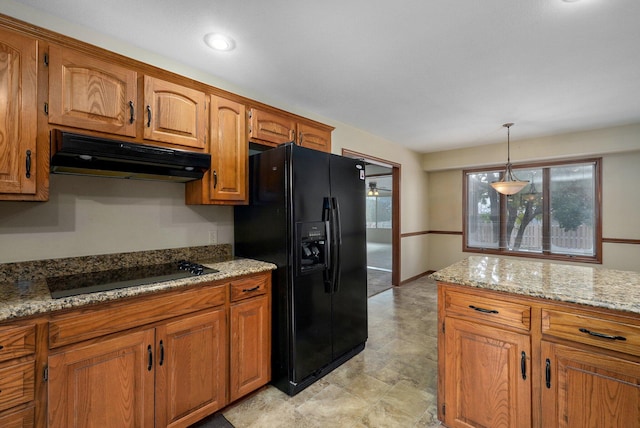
[50,130,211,183]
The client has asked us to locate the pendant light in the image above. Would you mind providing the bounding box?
[490,123,528,195]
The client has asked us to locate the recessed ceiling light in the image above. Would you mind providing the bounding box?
[204,33,235,51]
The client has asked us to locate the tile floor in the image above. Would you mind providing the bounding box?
[221,276,440,427]
[367,242,393,297]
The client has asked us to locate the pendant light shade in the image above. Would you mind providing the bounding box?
[490,123,528,195]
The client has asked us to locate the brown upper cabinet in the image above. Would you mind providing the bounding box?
[48,44,138,137]
[143,76,207,150]
[48,46,206,151]
[249,107,332,153]
[0,15,334,202]
[249,107,296,146]
[186,95,248,205]
[297,120,332,152]
[0,27,40,200]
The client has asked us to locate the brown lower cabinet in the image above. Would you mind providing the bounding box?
[438,282,640,428]
[0,271,271,427]
[48,307,227,428]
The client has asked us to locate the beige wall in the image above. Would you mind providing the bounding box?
[331,126,431,281]
[0,175,234,263]
[424,124,640,272]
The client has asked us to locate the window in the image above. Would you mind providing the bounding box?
[463,158,602,263]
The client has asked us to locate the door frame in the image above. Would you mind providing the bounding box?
[342,149,401,286]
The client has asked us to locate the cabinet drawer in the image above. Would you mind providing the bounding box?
[542,309,640,357]
[0,360,35,412]
[0,405,34,427]
[49,282,226,348]
[230,275,269,302]
[0,325,36,363]
[444,290,531,331]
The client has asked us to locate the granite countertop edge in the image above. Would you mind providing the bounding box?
[430,256,640,316]
[0,258,276,322]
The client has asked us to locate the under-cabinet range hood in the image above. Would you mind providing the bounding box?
[50,130,211,182]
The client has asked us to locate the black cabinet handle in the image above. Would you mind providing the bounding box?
[146,105,152,127]
[545,358,551,388]
[213,170,218,189]
[147,345,153,371]
[0,345,4,351]
[469,305,499,314]
[129,101,135,124]
[159,340,164,366]
[579,328,626,341]
[25,150,32,179]
[521,351,527,380]
[242,286,260,293]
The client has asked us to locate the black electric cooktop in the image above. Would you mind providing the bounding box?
[46,260,218,299]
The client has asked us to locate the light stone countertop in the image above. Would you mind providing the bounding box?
[0,258,276,322]
[430,256,640,315]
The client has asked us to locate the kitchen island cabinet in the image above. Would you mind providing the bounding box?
[433,256,640,428]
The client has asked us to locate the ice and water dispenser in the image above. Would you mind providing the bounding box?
[296,221,329,274]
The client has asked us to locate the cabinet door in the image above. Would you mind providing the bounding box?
[209,95,247,202]
[230,295,270,402]
[0,28,37,196]
[143,76,206,149]
[444,317,531,428]
[542,341,640,428]
[48,45,137,137]
[47,329,155,428]
[297,121,332,153]
[155,308,227,428]
[248,108,295,146]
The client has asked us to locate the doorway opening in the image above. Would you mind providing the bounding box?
[342,149,400,297]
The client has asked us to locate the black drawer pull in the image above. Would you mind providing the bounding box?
[243,286,260,293]
[579,328,627,341]
[0,345,4,351]
[146,105,152,127]
[521,351,527,380]
[469,305,499,314]
[545,358,551,388]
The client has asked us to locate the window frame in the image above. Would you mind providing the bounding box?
[462,157,602,264]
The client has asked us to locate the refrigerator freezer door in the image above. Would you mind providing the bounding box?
[291,270,332,382]
[290,146,333,382]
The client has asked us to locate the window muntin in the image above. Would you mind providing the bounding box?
[464,159,601,263]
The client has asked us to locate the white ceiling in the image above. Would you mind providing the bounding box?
[9,0,640,153]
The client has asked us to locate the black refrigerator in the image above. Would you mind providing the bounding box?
[234,143,368,396]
